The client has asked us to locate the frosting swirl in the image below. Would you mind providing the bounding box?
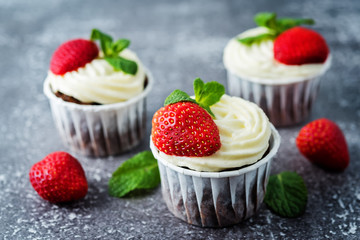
[156,94,271,172]
[46,49,146,104]
[223,27,330,81]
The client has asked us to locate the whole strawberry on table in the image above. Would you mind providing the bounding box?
[296,118,350,171]
[29,152,88,203]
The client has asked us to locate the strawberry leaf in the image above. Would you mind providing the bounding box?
[264,171,308,218]
[164,90,197,106]
[105,56,138,75]
[108,151,160,198]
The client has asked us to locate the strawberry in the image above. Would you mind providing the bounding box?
[296,118,349,171]
[29,151,88,203]
[50,39,99,75]
[152,101,221,157]
[151,78,225,157]
[274,27,329,65]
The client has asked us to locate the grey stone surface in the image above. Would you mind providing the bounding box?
[0,0,359,239]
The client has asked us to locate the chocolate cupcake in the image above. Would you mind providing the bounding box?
[44,29,153,157]
[150,78,280,227]
[223,13,331,126]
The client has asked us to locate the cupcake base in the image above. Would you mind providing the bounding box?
[151,125,280,227]
[227,72,321,127]
[226,57,331,127]
[44,70,153,158]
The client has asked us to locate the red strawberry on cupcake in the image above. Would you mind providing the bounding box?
[49,29,139,76]
[152,78,225,157]
[296,118,350,171]
[238,12,329,65]
[29,151,88,203]
[274,27,329,65]
[50,39,99,75]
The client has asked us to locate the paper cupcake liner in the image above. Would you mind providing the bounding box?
[150,125,280,227]
[226,58,331,127]
[44,70,153,157]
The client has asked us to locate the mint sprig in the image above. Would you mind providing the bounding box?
[239,33,275,46]
[108,151,160,198]
[164,90,197,106]
[264,171,308,218]
[238,12,314,46]
[91,29,137,75]
[164,78,225,117]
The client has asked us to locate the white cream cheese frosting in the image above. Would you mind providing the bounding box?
[223,27,330,81]
[46,49,146,104]
[156,94,272,172]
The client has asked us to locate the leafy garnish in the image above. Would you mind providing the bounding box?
[264,171,308,218]
[164,90,197,106]
[91,29,137,75]
[238,12,315,46]
[239,33,275,46]
[193,78,225,117]
[276,18,315,33]
[108,151,160,198]
[254,12,278,29]
[164,78,225,117]
[105,56,137,75]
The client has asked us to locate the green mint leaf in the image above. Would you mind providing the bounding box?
[91,29,113,42]
[91,29,136,74]
[104,41,113,56]
[276,18,315,32]
[105,56,138,75]
[164,89,197,106]
[264,171,308,218]
[91,29,113,56]
[194,78,225,111]
[112,39,130,55]
[108,151,160,198]
[193,77,204,99]
[239,13,315,46]
[163,78,225,118]
[254,12,277,29]
[238,33,275,46]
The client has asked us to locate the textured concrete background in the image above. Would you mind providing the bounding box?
[1,0,360,239]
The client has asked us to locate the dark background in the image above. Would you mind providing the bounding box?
[1,0,359,239]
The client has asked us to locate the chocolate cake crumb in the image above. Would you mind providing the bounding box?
[53,76,148,106]
[55,91,100,105]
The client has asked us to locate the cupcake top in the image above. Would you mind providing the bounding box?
[223,12,330,81]
[151,78,271,172]
[46,49,146,104]
[46,29,146,104]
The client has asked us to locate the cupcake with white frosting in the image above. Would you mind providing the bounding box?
[150,78,280,227]
[223,12,331,126]
[44,29,153,157]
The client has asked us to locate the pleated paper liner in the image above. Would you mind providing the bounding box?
[226,57,331,127]
[150,125,280,227]
[44,69,154,157]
